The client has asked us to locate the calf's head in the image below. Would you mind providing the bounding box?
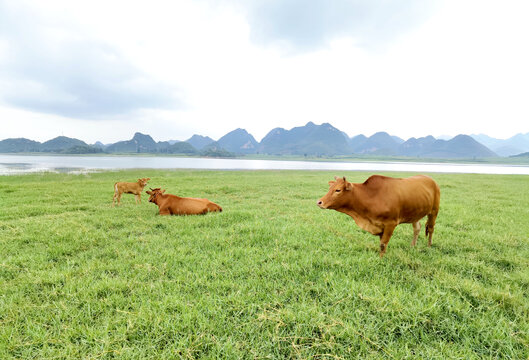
[317,176,353,209]
[138,178,150,188]
[146,188,165,203]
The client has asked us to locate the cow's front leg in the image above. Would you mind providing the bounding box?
[411,221,420,246]
[159,207,171,215]
[379,223,396,257]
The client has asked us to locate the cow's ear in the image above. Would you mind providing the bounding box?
[161,189,166,194]
[328,180,336,186]
[345,182,353,191]
[146,190,152,195]
[334,176,339,180]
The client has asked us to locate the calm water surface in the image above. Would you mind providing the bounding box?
[1,154,529,175]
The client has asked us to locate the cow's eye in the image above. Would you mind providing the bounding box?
[335,189,341,192]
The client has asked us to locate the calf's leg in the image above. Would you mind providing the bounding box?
[114,192,122,206]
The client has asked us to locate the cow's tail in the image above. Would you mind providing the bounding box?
[426,183,441,238]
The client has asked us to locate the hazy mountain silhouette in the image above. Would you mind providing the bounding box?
[471,133,529,156]
[215,128,258,154]
[40,136,87,152]
[259,122,350,155]
[185,135,214,150]
[348,134,367,152]
[399,136,437,157]
[93,141,108,149]
[0,138,42,152]
[420,135,497,158]
[106,132,158,153]
[392,135,405,144]
[161,141,198,154]
[351,132,400,155]
[0,122,517,158]
[512,151,529,157]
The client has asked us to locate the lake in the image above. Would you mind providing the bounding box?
[1,154,529,175]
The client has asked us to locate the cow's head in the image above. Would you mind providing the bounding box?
[138,178,151,188]
[146,187,165,203]
[317,176,353,209]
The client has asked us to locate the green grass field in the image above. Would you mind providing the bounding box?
[1,170,528,359]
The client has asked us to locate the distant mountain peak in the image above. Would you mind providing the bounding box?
[231,128,249,134]
[186,134,214,150]
[372,131,391,137]
[133,132,153,140]
[49,135,73,141]
[216,128,258,154]
[260,121,350,156]
[40,136,87,152]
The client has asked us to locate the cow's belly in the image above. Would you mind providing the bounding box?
[398,205,432,224]
[351,215,384,235]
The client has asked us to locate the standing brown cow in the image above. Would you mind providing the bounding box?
[112,178,150,207]
[146,188,222,215]
[317,175,440,257]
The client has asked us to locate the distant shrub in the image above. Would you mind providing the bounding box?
[200,148,236,158]
[61,145,103,154]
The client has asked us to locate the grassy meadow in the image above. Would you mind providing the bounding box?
[0,170,528,359]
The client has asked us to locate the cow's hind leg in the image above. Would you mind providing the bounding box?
[411,221,420,247]
[379,223,396,258]
[426,211,438,247]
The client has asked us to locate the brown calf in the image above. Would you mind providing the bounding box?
[112,178,150,206]
[146,188,222,215]
[317,175,440,257]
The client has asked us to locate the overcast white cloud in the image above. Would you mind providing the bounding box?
[235,0,434,51]
[1,0,528,143]
[0,0,179,119]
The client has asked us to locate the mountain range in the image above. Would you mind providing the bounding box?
[1,122,528,158]
[470,133,529,156]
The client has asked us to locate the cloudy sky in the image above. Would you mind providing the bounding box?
[1,0,528,143]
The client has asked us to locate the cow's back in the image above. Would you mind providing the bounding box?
[165,195,221,215]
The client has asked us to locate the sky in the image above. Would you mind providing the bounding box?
[1,0,528,143]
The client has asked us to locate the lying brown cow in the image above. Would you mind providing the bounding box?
[146,188,222,215]
[317,175,440,257]
[112,178,150,207]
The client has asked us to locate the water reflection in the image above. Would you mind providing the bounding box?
[0,154,528,175]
